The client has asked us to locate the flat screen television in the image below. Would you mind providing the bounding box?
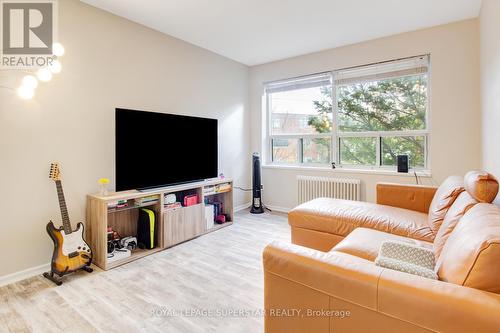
[115,108,218,191]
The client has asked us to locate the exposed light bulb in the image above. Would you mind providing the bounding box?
[37,68,53,82]
[17,85,35,100]
[52,43,65,57]
[22,75,38,89]
[49,60,62,74]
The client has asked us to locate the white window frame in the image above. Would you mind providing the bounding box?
[336,131,429,170]
[264,55,431,172]
[266,72,334,167]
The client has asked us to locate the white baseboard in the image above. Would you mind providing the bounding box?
[0,201,274,288]
[235,201,291,214]
[264,204,292,213]
[0,262,50,287]
[234,202,252,212]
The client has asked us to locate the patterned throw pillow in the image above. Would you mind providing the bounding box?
[375,241,437,280]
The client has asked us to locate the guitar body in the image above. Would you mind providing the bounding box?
[46,221,92,275]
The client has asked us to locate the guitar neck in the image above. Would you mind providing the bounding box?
[55,180,72,234]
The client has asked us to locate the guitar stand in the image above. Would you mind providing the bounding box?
[43,265,93,286]
[81,265,93,273]
[43,271,63,286]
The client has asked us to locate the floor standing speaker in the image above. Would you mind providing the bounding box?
[250,153,265,214]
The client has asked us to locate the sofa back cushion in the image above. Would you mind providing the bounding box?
[464,170,499,203]
[427,176,464,234]
[436,203,500,293]
[433,192,478,259]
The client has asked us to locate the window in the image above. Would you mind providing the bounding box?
[266,73,332,165]
[265,55,430,170]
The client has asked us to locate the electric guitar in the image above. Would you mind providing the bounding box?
[45,163,92,282]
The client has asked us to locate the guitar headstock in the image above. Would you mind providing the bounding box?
[49,162,61,181]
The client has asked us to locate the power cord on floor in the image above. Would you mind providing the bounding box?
[234,186,252,192]
[235,185,272,212]
[413,170,439,186]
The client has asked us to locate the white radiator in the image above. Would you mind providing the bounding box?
[297,175,361,204]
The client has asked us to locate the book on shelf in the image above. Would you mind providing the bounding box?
[108,199,128,209]
[164,202,182,210]
[210,201,223,220]
[203,186,216,195]
[215,183,231,193]
[134,195,159,205]
[205,204,215,230]
[204,183,231,195]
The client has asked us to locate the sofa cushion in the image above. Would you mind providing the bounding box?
[464,170,499,203]
[433,191,478,259]
[436,203,500,293]
[331,228,433,262]
[289,198,434,242]
[427,176,464,234]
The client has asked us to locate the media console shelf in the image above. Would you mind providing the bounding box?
[86,179,233,270]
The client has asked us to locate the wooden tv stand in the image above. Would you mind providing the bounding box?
[86,178,233,270]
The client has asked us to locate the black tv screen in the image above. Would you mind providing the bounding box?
[115,108,218,191]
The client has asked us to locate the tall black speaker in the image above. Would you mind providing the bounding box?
[250,153,265,214]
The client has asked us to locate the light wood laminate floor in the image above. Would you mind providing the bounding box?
[0,211,290,333]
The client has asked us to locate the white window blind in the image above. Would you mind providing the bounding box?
[265,72,331,94]
[334,55,429,86]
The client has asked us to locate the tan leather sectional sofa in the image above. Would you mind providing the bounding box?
[263,171,500,332]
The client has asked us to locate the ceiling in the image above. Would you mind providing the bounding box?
[81,0,482,66]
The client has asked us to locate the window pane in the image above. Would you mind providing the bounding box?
[339,137,376,165]
[381,136,425,168]
[270,85,332,135]
[303,138,331,164]
[272,138,298,163]
[337,75,427,132]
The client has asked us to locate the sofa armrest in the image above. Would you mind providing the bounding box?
[264,241,500,332]
[263,241,384,310]
[378,268,500,332]
[376,182,437,213]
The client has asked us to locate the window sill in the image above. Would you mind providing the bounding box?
[262,164,432,178]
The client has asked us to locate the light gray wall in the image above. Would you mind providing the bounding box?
[480,0,500,205]
[0,0,251,277]
[249,19,480,211]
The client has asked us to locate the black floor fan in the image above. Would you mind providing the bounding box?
[250,153,265,214]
